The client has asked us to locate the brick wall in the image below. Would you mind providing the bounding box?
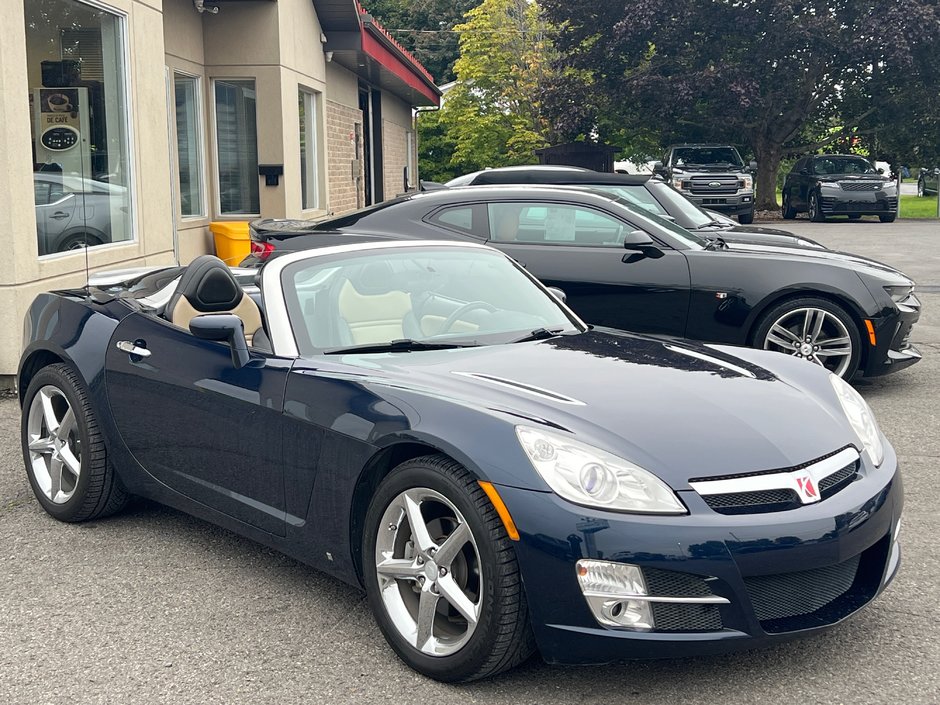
[383,120,410,198]
[326,100,363,215]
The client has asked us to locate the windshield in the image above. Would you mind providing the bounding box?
[813,157,877,175]
[281,247,583,355]
[641,182,717,229]
[672,147,743,167]
[605,197,708,249]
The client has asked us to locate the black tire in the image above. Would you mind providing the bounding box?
[752,297,861,379]
[847,214,862,220]
[879,213,897,223]
[737,210,754,225]
[808,191,826,222]
[781,191,797,219]
[21,363,129,522]
[362,454,535,682]
[57,232,104,252]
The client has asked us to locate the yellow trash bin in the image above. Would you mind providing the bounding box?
[210,221,250,266]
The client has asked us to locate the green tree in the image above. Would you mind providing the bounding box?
[539,0,940,209]
[435,0,560,176]
[365,0,479,83]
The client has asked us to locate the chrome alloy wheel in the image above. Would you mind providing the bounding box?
[762,307,854,377]
[26,385,82,504]
[374,488,483,657]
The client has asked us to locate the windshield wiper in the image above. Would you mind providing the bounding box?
[508,327,566,344]
[322,339,479,355]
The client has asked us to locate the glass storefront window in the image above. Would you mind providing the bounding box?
[214,79,259,215]
[174,74,204,218]
[25,0,134,256]
[299,90,321,211]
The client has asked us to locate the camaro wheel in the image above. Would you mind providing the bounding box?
[21,363,128,522]
[363,455,534,681]
[781,191,797,219]
[754,298,861,379]
[808,191,826,222]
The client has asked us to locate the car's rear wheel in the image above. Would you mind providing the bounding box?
[737,210,754,225]
[781,191,797,219]
[808,191,826,222]
[363,455,534,681]
[754,297,861,379]
[57,232,104,252]
[21,363,128,522]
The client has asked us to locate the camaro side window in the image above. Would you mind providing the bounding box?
[488,203,625,247]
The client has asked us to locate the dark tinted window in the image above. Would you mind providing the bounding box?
[487,202,626,247]
[428,204,486,238]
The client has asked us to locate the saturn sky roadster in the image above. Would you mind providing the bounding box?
[19,240,902,681]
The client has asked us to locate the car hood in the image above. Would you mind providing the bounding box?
[718,228,827,249]
[331,330,857,490]
[720,240,911,281]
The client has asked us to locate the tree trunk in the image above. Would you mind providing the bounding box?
[753,145,782,211]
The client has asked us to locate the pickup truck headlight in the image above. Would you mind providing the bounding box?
[740,175,753,190]
[829,374,884,467]
[672,178,685,190]
[516,426,687,514]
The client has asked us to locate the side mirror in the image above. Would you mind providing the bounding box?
[799,167,810,175]
[189,313,251,369]
[877,167,885,174]
[652,161,665,175]
[546,286,567,303]
[748,161,758,172]
[623,229,655,248]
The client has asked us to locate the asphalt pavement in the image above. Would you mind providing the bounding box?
[1,219,938,704]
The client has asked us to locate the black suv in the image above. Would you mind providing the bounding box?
[782,154,898,223]
[653,144,757,224]
[917,167,939,197]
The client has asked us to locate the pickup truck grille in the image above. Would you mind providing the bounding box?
[687,176,740,195]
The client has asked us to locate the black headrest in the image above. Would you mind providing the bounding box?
[166,255,243,315]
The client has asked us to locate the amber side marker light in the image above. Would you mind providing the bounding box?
[864,320,877,346]
[478,481,521,541]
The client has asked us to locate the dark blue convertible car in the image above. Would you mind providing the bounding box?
[19,240,902,681]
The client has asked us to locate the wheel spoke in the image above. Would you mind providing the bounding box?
[816,336,852,358]
[770,324,801,346]
[808,311,826,342]
[403,492,436,553]
[28,435,55,455]
[55,407,76,442]
[48,456,64,500]
[59,446,81,479]
[415,588,439,650]
[766,332,797,350]
[434,522,470,567]
[40,390,61,436]
[375,556,421,581]
[436,574,479,626]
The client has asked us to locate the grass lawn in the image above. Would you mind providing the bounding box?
[900,194,939,219]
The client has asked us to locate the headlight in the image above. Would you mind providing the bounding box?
[829,374,884,467]
[672,178,685,190]
[820,181,841,189]
[883,181,898,192]
[515,426,687,514]
[740,175,753,190]
[884,284,913,303]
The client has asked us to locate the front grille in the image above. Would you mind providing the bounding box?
[651,603,723,631]
[704,489,798,514]
[643,568,724,632]
[839,181,882,191]
[818,461,857,497]
[745,554,860,625]
[688,176,739,195]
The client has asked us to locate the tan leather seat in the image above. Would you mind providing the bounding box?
[164,255,264,346]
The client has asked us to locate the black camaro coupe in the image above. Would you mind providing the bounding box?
[20,241,902,681]
[245,185,921,380]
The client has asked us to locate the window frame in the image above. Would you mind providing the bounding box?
[172,70,207,220]
[210,76,260,219]
[298,88,323,212]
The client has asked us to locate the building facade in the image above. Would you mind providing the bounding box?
[1,0,438,380]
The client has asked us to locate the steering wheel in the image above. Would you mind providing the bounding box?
[439,301,498,334]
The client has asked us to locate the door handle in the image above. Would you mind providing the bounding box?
[116,340,151,358]
[50,212,70,220]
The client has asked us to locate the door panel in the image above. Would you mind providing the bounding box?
[104,312,292,535]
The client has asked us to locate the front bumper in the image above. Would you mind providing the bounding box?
[498,444,903,665]
[820,189,898,215]
[861,295,922,377]
[681,191,754,216]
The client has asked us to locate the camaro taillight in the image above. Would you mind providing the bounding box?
[250,240,275,261]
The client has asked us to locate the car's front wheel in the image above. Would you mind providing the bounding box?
[781,191,797,219]
[808,191,826,222]
[754,297,861,379]
[737,209,754,225]
[363,455,534,681]
[21,363,128,522]
[879,213,897,223]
